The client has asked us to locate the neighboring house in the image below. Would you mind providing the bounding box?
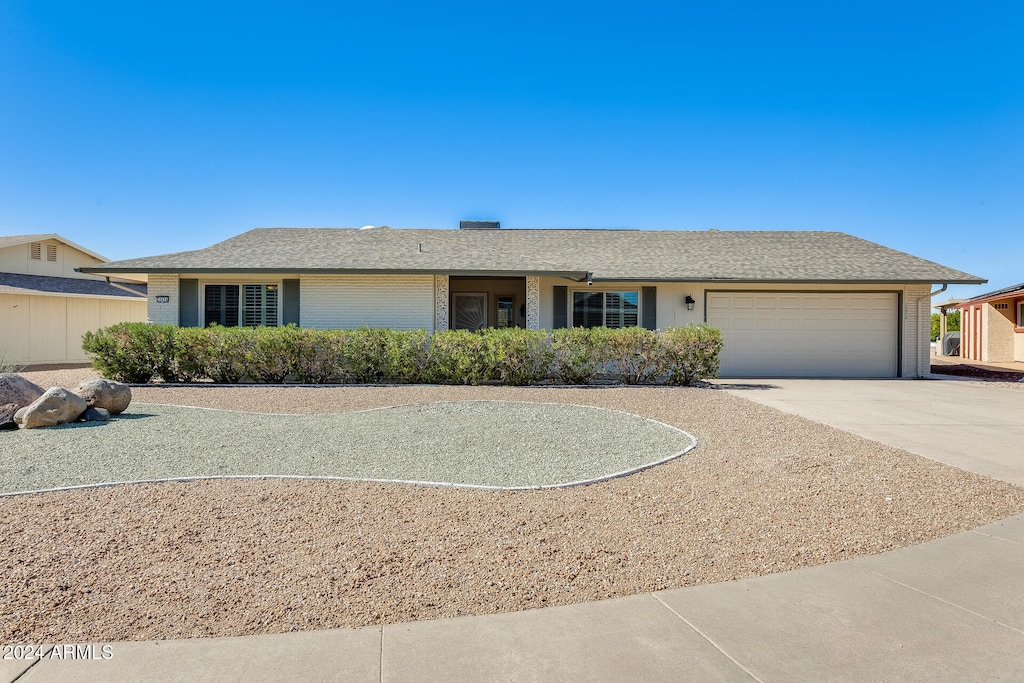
[958,282,1024,363]
[80,222,984,378]
[0,234,148,365]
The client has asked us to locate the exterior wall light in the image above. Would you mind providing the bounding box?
[684,295,696,310]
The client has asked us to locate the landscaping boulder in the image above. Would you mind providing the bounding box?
[0,373,45,410]
[14,387,88,429]
[75,379,132,415]
[79,406,111,423]
[0,403,19,430]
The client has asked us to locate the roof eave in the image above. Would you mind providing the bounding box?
[80,267,592,280]
[80,266,987,286]
[591,277,989,285]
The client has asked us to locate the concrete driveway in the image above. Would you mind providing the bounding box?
[717,377,1024,487]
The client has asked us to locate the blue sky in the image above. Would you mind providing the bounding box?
[2,1,1021,301]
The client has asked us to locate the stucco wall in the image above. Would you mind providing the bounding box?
[985,301,1016,362]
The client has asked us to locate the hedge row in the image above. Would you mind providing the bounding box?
[81,323,723,386]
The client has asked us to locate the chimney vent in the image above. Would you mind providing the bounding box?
[459,220,500,230]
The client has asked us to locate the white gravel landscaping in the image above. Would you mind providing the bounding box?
[0,401,696,494]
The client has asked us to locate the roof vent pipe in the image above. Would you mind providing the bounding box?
[459,220,500,230]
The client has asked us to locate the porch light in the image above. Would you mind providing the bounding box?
[685,295,696,310]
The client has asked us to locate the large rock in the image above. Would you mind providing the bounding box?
[0,373,45,410]
[75,379,132,415]
[0,403,19,430]
[14,387,88,429]
[79,406,111,423]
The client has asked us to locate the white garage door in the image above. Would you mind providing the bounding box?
[707,292,898,378]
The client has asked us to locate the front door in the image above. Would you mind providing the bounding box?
[452,292,488,330]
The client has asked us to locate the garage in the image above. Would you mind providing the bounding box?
[707,291,899,378]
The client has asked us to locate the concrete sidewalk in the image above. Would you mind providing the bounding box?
[7,378,1024,682]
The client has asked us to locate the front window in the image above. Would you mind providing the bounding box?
[204,284,278,327]
[572,291,639,328]
[1018,301,1024,328]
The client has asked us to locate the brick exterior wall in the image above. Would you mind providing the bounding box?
[146,273,179,325]
[300,274,434,330]
[903,284,931,378]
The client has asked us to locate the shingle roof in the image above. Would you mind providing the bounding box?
[961,281,1024,304]
[80,227,985,284]
[0,272,147,298]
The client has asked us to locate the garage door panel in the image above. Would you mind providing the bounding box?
[801,297,823,309]
[732,296,753,309]
[708,292,898,378]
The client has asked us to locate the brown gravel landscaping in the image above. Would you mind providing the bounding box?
[3,367,1024,643]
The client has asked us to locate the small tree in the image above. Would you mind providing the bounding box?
[931,311,961,341]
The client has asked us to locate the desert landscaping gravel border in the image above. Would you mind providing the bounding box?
[4,367,1024,645]
[0,400,696,495]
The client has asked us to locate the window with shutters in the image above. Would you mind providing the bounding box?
[571,291,639,328]
[204,284,278,327]
[29,242,42,260]
[46,244,58,261]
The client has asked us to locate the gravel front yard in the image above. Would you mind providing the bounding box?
[3,368,1023,644]
[0,401,694,493]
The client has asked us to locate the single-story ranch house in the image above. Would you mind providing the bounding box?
[1,234,147,365]
[80,222,985,378]
[958,282,1024,363]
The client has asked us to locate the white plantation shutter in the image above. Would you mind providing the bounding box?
[243,284,279,327]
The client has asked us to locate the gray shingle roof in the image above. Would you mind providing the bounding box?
[80,227,985,284]
[0,273,147,298]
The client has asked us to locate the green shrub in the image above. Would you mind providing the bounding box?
[82,322,162,383]
[167,327,209,383]
[481,328,554,386]
[551,327,609,384]
[244,325,298,383]
[660,324,723,385]
[424,329,492,385]
[285,328,347,384]
[341,328,429,383]
[605,327,662,384]
[81,321,723,387]
[200,325,252,383]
